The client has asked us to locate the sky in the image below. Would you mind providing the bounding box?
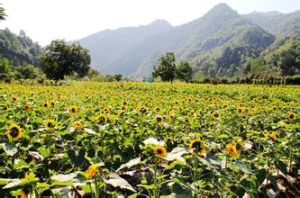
[1,0,300,46]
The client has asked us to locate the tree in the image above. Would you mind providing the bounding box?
[152,52,176,82]
[39,40,91,80]
[0,5,6,21]
[176,61,192,82]
[88,68,100,78]
[113,74,122,82]
[0,58,12,79]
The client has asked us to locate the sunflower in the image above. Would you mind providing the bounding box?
[139,107,147,113]
[24,104,30,111]
[3,105,8,110]
[189,110,194,116]
[189,139,206,155]
[265,131,277,142]
[21,172,36,183]
[168,114,175,121]
[123,101,128,106]
[288,112,295,120]
[213,112,219,119]
[6,124,23,141]
[154,145,167,158]
[156,115,163,123]
[73,121,83,130]
[85,164,99,179]
[104,106,110,114]
[118,110,124,116]
[51,101,55,107]
[235,140,243,151]
[43,102,48,108]
[226,144,239,158]
[46,119,56,129]
[155,107,160,112]
[97,115,107,125]
[237,108,243,114]
[17,189,28,198]
[70,106,78,114]
[269,132,277,141]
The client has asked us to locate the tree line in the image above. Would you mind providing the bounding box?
[152,52,192,83]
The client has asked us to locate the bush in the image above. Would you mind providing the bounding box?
[0,57,12,81]
[15,64,46,80]
[285,75,300,85]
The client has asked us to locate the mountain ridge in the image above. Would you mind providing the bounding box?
[77,3,299,77]
[243,9,300,36]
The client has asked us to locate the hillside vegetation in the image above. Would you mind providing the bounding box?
[0,29,41,66]
[244,10,300,37]
[1,3,300,82]
[242,36,300,77]
[79,4,277,77]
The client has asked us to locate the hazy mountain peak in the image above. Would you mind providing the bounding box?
[247,11,283,17]
[244,9,300,36]
[148,19,172,28]
[76,3,299,77]
[205,3,239,18]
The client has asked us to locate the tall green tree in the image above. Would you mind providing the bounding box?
[176,61,192,82]
[152,52,176,82]
[39,40,91,80]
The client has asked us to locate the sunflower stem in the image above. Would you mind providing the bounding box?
[154,157,159,198]
[192,154,198,182]
[89,182,95,198]
[94,178,99,198]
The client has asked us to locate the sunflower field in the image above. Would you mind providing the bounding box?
[0,82,299,197]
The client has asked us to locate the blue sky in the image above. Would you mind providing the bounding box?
[1,0,299,45]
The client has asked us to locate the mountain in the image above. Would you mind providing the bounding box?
[0,28,42,66]
[242,36,300,77]
[77,3,275,77]
[78,20,172,74]
[244,10,300,37]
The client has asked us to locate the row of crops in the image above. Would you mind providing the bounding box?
[0,82,299,197]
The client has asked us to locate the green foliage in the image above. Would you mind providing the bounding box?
[0,82,299,197]
[113,74,122,82]
[152,52,176,82]
[0,5,6,20]
[243,36,300,77]
[0,29,41,66]
[14,64,45,80]
[88,68,100,78]
[192,25,275,78]
[176,61,192,82]
[285,75,300,85]
[0,57,11,74]
[39,40,91,80]
[77,4,275,77]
